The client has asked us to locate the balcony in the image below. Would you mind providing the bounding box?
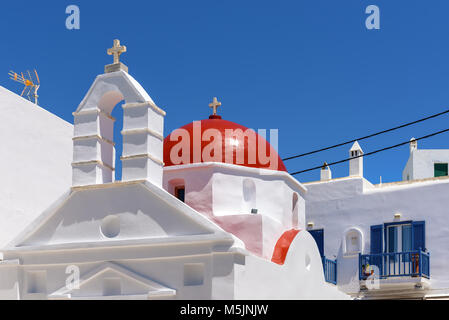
[358,250,430,299]
[359,250,430,279]
[322,256,337,285]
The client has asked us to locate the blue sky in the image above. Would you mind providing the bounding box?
[1,0,449,183]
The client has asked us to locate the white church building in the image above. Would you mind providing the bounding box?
[0,40,347,300]
[1,40,449,300]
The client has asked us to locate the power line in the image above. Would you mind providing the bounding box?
[289,127,449,176]
[283,108,449,161]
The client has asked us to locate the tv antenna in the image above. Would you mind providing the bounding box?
[8,69,40,105]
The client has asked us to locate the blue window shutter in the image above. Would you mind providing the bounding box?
[370,225,383,254]
[402,224,413,262]
[402,225,412,252]
[386,226,398,253]
[309,229,324,257]
[413,221,425,251]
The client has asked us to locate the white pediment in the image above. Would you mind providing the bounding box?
[48,261,176,300]
[75,71,156,114]
[7,181,231,249]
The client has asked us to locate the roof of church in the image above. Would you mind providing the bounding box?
[163,116,287,172]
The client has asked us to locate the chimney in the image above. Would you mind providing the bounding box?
[320,162,332,181]
[410,138,417,153]
[349,141,364,177]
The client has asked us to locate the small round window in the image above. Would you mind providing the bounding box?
[101,215,120,238]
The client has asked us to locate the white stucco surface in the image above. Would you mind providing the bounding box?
[305,175,449,297]
[403,148,449,181]
[0,86,73,248]
[164,162,307,259]
[0,181,238,300]
[0,179,346,300]
[234,231,349,299]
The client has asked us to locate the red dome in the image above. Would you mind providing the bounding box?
[163,117,287,172]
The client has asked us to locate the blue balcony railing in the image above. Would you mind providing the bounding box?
[322,256,337,285]
[359,250,430,280]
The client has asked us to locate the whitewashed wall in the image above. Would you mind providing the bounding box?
[234,230,349,299]
[305,176,449,296]
[0,86,73,248]
[163,163,307,259]
[0,179,349,300]
[0,244,237,300]
[0,181,237,300]
[403,149,449,181]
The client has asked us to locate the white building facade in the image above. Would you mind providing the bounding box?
[0,86,73,248]
[403,138,449,181]
[305,141,449,299]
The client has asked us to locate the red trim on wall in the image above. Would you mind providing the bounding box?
[271,229,301,265]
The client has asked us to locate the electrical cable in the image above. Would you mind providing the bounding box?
[283,108,449,161]
[289,127,449,175]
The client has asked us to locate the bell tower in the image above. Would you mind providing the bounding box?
[71,39,165,188]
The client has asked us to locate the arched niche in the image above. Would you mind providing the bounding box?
[242,178,256,213]
[343,227,363,256]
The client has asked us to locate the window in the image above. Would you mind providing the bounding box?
[386,223,412,253]
[169,179,186,202]
[434,163,448,177]
[175,186,185,202]
[370,221,425,254]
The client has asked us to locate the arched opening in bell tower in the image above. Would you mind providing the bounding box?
[97,90,125,182]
